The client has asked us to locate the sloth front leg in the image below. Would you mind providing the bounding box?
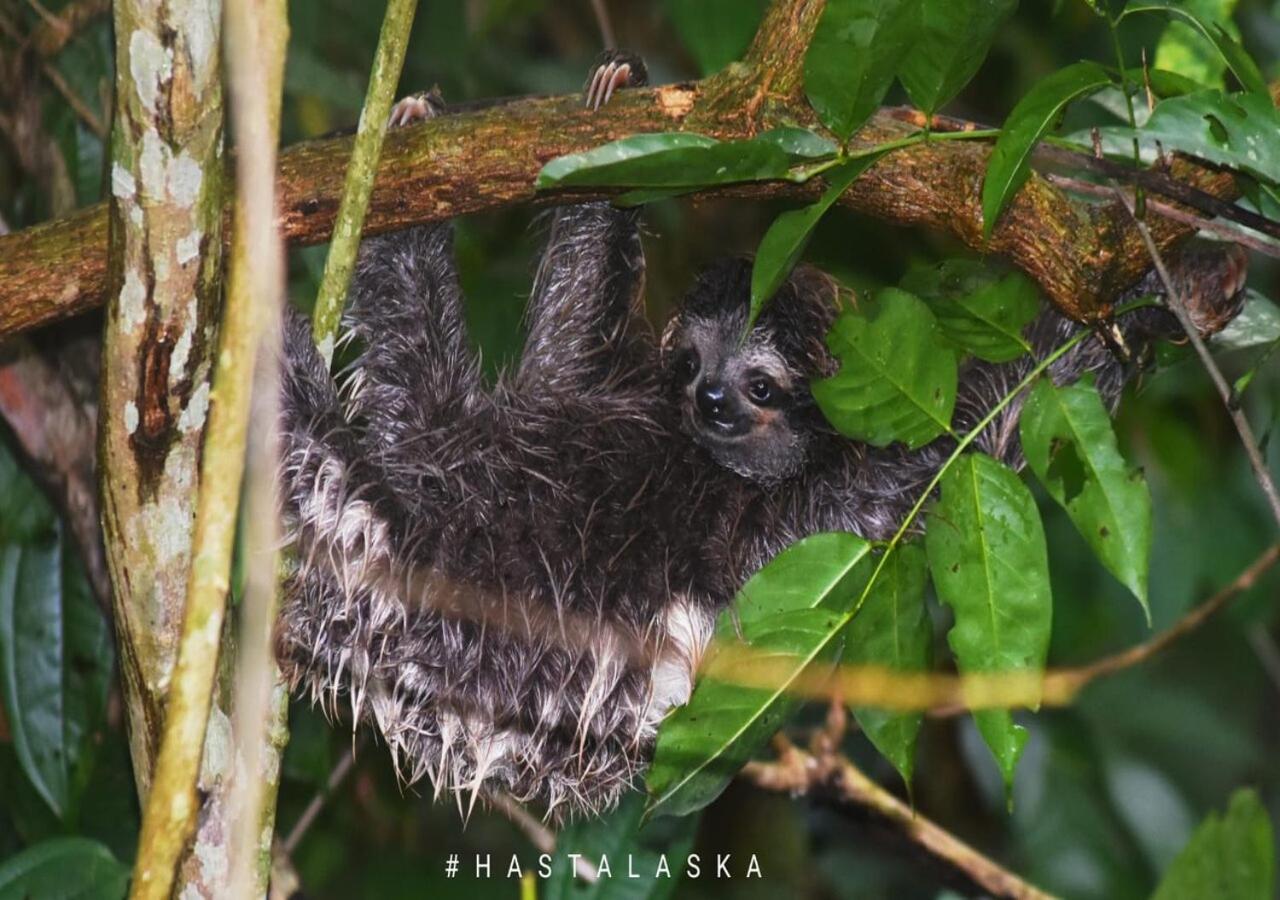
[515,52,651,397]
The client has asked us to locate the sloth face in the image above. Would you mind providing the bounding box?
[663,258,840,484]
[666,313,812,483]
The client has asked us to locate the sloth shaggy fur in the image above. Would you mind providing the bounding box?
[275,61,1246,822]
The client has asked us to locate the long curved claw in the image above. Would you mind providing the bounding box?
[388,87,445,129]
[584,56,639,111]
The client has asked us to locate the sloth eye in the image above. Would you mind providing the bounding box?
[747,377,775,405]
[678,350,699,383]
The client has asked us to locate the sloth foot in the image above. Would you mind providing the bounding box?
[388,86,445,128]
[584,50,648,111]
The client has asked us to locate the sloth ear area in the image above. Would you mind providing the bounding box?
[659,314,686,359]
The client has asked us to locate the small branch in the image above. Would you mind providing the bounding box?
[486,791,557,856]
[310,0,419,364]
[282,744,359,855]
[30,0,109,58]
[588,0,615,49]
[885,105,1280,243]
[1047,174,1280,260]
[1115,189,1280,530]
[1051,542,1280,695]
[741,736,1055,900]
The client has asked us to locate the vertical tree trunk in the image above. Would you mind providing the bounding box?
[99,0,226,827]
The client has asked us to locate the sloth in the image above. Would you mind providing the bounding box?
[275,53,1247,819]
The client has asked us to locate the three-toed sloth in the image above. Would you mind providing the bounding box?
[276,54,1246,820]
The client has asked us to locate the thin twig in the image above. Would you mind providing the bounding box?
[38,58,106,137]
[1047,174,1280,259]
[485,791,557,855]
[310,0,419,364]
[741,737,1055,900]
[282,745,360,855]
[589,0,615,49]
[1114,189,1280,529]
[30,0,109,57]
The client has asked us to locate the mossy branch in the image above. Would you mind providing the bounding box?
[0,0,1258,345]
[310,0,419,364]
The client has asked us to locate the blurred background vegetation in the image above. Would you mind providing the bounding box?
[1,1,1279,897]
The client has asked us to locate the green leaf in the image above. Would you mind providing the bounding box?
[982,61,1113,239]
[1151,789,1275,900]
[753,127,840,160]
[1101,91,1280,187]
[1020,376,1152,619]
[1213,290,1280,352]
[925,453,1051,795]
[803,0,922,140]
[898,0,1018,115]
[812,289,958,449]
[0,837,130,900]
[536,131,828,192]
[747,152,887,330]
[844,543,932,788]
[645,533,872,818]
[0,444,112,823]
[1121,0,1267,96]
[662,0,768,76]
[899,260,1040,362]
[1153,0,1241,89]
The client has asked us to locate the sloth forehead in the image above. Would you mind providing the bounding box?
[680,316,794,382]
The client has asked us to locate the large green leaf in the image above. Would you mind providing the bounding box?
[1151,789,1275,900]
[982,61,1113,239]
[812,289,958,449]
[662,0,768,76]
[0,837,130,900]
[925,452,1051,795]
[899,260,1040,363]
[0,445,112,823]
[803,0,922,140]
[1152,0,1240,89]
[645,533,872,818]
[747,152,887,330]
[1121,0,1267,96]
[844,543,932,788]
[1019,376,1152,620]
[1100,91,1280,189]
[898,0,1018,115]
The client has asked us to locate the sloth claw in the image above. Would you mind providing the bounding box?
[388,87,445,128]
[584,51,648,112]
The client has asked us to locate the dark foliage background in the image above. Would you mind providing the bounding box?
[1,1,1278,898]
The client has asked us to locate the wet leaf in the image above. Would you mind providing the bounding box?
[844,543,932,788]
[925,453,1051,796]
[747,152,887,330]
[812,289,958,449]
[1151,789,1274,900]
[982,61,1113,238]
[899,260,1040,362]
[898,0,1018,115]
[1020,376,1152,620]
[1121,0,1267,96]
[803,0,922,140]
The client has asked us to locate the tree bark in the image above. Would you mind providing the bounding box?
[0,0,1253,346]
[98,0,226,826]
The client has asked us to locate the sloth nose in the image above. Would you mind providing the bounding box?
[696,381,730,423]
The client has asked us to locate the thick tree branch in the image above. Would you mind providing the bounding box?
[0,0,1259,344]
